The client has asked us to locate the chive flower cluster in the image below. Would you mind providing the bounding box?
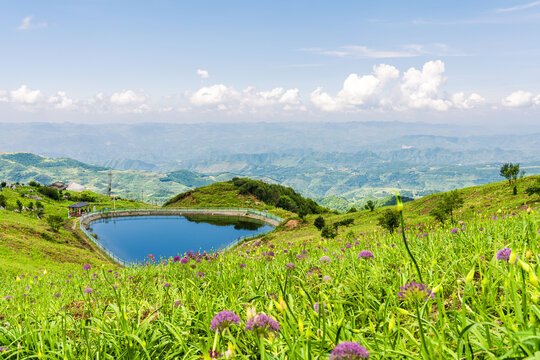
[496,248,512,261]
[245,313,280,337]
[397,282,434,303]
[358,250,374,259]
[210,310,241,332]
[329,342,369,359]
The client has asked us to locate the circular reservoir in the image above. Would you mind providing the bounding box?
[88,215,274,263]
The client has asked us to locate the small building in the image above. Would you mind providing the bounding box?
[68,202,90,217]
[50,182,68,191]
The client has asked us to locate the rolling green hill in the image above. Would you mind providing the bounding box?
[0,184,147,276]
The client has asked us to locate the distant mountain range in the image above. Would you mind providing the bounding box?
[1,121,539,209]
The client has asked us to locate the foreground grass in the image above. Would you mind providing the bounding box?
[0,205,538,359]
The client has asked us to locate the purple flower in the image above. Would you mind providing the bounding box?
[196,272,206,278]
[320,256,331,263]
[286,263,295,270]
[496,248,513,262]
[180,257,189,264]
[173,256,181,263]
[208,350,222,359]
[314,301,327,314]
[54,293,61,298]
[267,251,275,257]
[83,288,93,294]
[330,342,369,359]
[163,283,171,288]
[174,300,182,308]
[0,347,8,353]
[323,276,332,282]
[358,250,374,259]
[4,295,13,300]
[397,282,434,303]
[82,264,91,271]
[451,228,459,234]
[245,313,280,337]
[239,263,246,268]
[211,310,241,332]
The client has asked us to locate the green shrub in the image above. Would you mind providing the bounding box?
[314,215,325,230]
[378,209,400,233]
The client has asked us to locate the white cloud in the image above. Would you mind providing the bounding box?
[110,90,147,105]
[303,44,467,59]
[451,92,485,109]
[17,16,47,31]
[501,90,535,107]
[0,90,8,102]
[48,91,76,110]
[10,85,44,104]
[197,69,210,79]
[311,63,399,111]
[189,84,303,112]
[495,1,540,12]
[310,60,483,112]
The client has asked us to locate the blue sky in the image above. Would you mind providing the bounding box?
[1,0,540,124]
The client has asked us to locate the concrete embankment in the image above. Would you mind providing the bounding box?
[80,209,282,227]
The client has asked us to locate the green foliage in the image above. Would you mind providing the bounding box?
[28,180,40,187]
[46,215,64,232]
[500,163,520,184]
[320,224,338,238]
[160,169,215,188]
[364,200,375,211]
[347,207,357,213]
[231,177,327,215]
[16,199,22,211]
[38,186,60,200]
[525,178,540,197]
[314,215,325,230]
[430,190,464,223]
[335,218,354,227]
[378,209,400,233]
[1,181,6,188]
[0,194,6,208]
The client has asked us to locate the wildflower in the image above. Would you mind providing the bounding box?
[451,228,459,234]
[0,347,8,352]
[83,288,93,294]
[245,313,280,337]
[323,276,332,282]
[320,256,331,262]
[196,272,206,278]
[358,250,374,259]
[208,350,222,358]
[82,264,91,271]
[314,302,327,314]
[397,282,434,303]
[54,293,61,298]
[211,310,241,332]
[329,341,369,359]
[163,283,171,288]
[180,257,189,264]
[174,300,182,308]
[496,248,512,261]
[239,263,246,268]
[4,295,13,300]
[267,251,275,257]
[173,256,181,262]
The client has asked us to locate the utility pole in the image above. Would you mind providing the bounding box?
[108,170,112,197]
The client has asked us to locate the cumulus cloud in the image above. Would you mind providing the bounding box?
[110,90,147,105]
[197,69,209,79]
[310,60,484,112]
[189,84,303,111]
[17,16,47,31]
[10,85,44,104]
[501,90,537,107]
[48,91,76,110]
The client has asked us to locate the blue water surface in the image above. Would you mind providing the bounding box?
[88,215,273,263]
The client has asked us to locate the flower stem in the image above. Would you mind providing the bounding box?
[398,200,423,283]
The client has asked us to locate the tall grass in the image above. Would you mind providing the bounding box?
[0,207,539,359]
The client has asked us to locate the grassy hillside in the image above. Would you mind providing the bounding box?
[0,184,148,276]
[0,184,538,358]
[264,175,540,245]
[163,181,296,219]
[0,152,193,204]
